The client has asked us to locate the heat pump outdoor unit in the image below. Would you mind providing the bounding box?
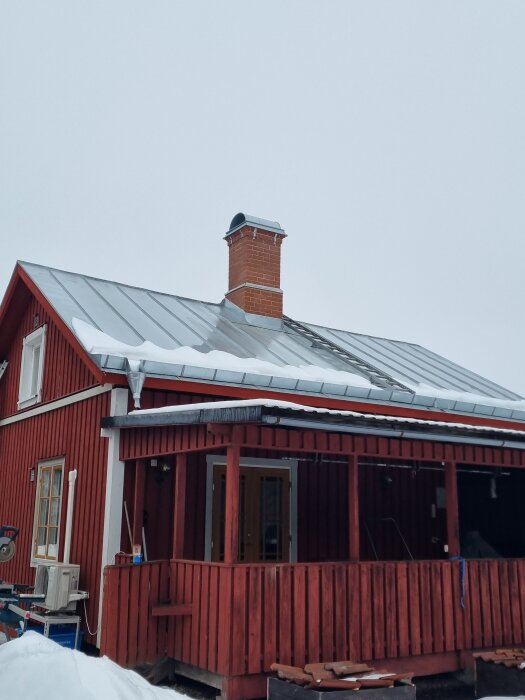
[34,563,86,612]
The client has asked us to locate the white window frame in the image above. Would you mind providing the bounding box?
[31,457,65,566]
[18,325,47,409]
[204,454,298,562]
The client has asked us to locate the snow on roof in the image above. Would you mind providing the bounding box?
[18,261,525,421]
[0,632,182,699]
[130,398,525,438]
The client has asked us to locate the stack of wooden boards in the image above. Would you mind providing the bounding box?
[270,661,414,691]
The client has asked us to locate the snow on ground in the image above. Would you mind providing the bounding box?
[0,632,183,699]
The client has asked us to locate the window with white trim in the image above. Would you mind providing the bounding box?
[32,459,64,562]
[18,325,46,409]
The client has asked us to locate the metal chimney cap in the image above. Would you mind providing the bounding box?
[225,212,286,238]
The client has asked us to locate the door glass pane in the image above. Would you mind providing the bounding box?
[42,470,51,497]
[52,469,62,497]
[48,528,58,557]
[39,499,49,526]
[260,476,283,561]
[50,498,60,526]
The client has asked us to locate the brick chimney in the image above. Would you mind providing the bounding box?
[224,213,287,318]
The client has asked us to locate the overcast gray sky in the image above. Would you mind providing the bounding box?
[1,2,524,394]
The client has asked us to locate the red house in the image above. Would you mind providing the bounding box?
[2,213,525,699]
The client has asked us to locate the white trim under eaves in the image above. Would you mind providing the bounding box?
[0,384,113,427]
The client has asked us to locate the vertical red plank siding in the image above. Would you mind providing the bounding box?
[0,391,111,644]
[0,296,97,418]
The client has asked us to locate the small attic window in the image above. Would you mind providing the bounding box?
[18,325,46,409]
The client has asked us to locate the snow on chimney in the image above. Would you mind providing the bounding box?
[224,213,287,319]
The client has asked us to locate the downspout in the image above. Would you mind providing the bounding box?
[63,469,77,565]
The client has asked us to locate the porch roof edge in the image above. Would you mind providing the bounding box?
[100,398,525,451]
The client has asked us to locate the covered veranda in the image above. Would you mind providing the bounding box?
[99,400,525,700]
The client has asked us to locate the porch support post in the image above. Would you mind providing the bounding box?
[224,443,240,564]
[445,461,460,557]
[172,453,187,560]
[348,454,360,562]
[132,458,146,550]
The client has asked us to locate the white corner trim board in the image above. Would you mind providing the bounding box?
[0,384,113,427]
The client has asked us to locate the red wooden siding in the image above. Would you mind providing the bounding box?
[0,391,111,643]
[0,295,97,418]
[120,422,525,469]
[101,558,525,672]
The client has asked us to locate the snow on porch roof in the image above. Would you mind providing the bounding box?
[101,399,525,450]
[18,261,525,422]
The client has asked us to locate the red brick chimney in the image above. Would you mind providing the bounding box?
[224,213,287,318]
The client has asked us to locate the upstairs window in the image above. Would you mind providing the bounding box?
[18,325,46,409]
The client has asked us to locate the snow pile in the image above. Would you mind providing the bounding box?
[0,632,182,699]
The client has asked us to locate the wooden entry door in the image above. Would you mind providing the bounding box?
[211,465,290,563]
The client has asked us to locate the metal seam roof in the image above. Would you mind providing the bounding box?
[16,261,525,421]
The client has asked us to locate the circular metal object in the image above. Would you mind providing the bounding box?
[0,540,15,562]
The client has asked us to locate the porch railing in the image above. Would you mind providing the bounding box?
[100,559,525,674]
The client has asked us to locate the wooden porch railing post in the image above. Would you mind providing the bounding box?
[224,443,240,564]
[445,461,460,557]
[348,454,360,561]
[132,459,146,550]
[172,453,188,559]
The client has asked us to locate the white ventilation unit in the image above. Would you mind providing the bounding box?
[34,563,87,612]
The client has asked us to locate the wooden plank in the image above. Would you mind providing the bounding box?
[441,562,455,653]
[452,558,466,651]
[207,565,219,672]
[347,564,361,662]
[408,563,421,656]
[499,561,513,646]
[396,563,409,658]
[279,566,293,665]
[292,565,307,669]
[360,564,373,661]
[478,560,492,648]
[190,563,202,667]
[172,453,187,559]
[385,563,398,659]
[224,444,240,564]
[431,562,444,653]
[469,561,483,649]
[264,566,278,671]
[128,566,141,667]
[137,561,150,665]
[182,563,194,663]
[348,455,359,561]
[419,561,433,655]
[116,567,130,666]
[146,563,161,661]
[321,565,334,662]
[307,566,321,664]
[198,564,210,669]
[231,566,247,675]
[334,565,348,661]
[248,566,263,674]
[372,564,385,660]
[217,566,233,675]
[510,561,523,645]
[489,561,503,647]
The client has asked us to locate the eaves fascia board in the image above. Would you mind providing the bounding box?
[95,354,525,427]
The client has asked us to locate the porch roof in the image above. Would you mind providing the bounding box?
[101,398,525,450]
